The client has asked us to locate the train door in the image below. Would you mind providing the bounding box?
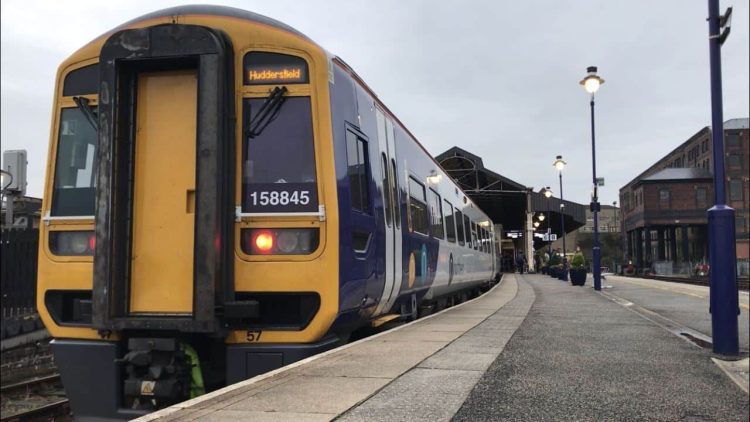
[130,70,197,314]
[343,126,377,311]
[373,110,403,315]
[93,24,232,331]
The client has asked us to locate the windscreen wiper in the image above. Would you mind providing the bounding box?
[73,96,99,132]
[246,86,288,138]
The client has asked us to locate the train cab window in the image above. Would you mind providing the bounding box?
[346,131,370,213]
[463,215,472,248]
[63,64,99,96]
[427,188,444,239]
[242,97,317,212]
[408,176,429,235]
[455,209,465,245]
[444,200,456,243]
[51,108,98,216]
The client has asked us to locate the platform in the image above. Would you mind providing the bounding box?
[136,274,749,421]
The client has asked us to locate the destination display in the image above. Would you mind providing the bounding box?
[244,51,309,85]
[247,65,306,84]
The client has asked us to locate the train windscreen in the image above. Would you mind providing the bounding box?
[51,107,98,216]
[241,97,317,213]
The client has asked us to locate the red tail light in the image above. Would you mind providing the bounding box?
[254,232,275,253]
[89,233,96,251]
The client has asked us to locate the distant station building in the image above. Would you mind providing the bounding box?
[436,147,587,272]
[619,118,749,277]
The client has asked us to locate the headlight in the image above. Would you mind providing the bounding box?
[242,228,319,255]
[50,231,95,256]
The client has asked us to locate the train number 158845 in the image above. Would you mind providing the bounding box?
[249,190,310,206]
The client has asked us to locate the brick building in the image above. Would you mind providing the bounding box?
[619,118,749,277]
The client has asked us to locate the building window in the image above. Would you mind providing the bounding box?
[726,133,741,147]
[695,187,708,208]
[659,188,670,209]
[728,154,743,169]
[736,216,747,233]
[729,179,743,201]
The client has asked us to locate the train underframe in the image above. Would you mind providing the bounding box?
[52,333,343,421]
[52,276,499,421]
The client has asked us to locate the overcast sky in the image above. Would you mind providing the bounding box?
[2,0,748,207]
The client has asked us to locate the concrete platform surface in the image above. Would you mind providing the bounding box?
[135,275,528,422]
[135,274,749,422]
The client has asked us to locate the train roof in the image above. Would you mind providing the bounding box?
[73,5,494,225]
[115,5,313,41]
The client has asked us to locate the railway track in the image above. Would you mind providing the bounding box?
[0,374,70,421]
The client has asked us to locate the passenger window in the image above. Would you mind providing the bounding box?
[471,222,478,250]
[428,188,444,239]
[463,215,472,248]
[381,154,392,226]
[455,209,465,245]
[408,177,429,235]
[444,200,456,243]
[391,159,401,228]
[346,131,370,213]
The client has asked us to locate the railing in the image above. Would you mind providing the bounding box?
[1,228,39,318]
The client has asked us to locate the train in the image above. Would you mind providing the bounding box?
[36,5,500,420]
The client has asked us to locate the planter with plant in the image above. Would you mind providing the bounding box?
[569,252,587,286]
[548,253,560,278]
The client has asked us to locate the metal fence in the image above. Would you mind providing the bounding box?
[1,228,39,318]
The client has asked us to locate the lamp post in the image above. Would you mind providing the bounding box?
[580,66,604,291]
[553,156,567,281]
[613,201,618,232]
[706,0,738,355]
[544,187,553,257]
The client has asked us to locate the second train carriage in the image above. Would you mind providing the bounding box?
[36,5,499,420]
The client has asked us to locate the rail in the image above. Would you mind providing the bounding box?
[0,374,69,421]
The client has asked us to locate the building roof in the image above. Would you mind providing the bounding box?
[724,118,749,130]
[634,167,713,187]
[620,117,748,192]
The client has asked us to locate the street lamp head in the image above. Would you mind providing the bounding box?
[533,221,540,228]
[538,213,545,221]
[544,186,553,198]
[613,201,617,207]
[553,155,566,171]
[580,66,604,94]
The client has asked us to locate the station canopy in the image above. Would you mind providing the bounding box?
[436,147,586,249]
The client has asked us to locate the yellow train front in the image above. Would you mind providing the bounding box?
[37,6,498,420]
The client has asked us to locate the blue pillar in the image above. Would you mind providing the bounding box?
[706,0,738,355]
